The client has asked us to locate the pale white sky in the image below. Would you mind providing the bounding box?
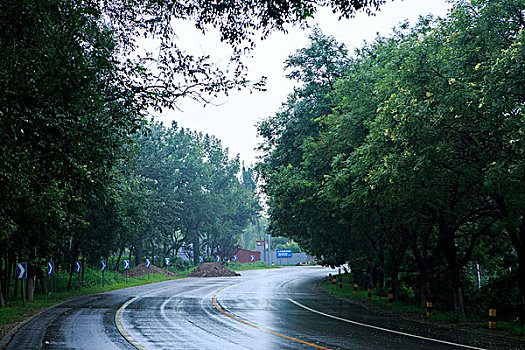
[155,0,452,167]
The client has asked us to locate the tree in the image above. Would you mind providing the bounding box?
[258,0,525,320]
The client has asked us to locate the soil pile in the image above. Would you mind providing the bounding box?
[187,262,240,277]
[123,263,177,278]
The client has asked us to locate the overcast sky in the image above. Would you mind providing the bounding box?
[154,0,453,167]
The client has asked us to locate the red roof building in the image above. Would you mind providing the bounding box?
[234,248,260,263]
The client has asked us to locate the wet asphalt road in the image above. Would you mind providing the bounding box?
[4,266,522,349]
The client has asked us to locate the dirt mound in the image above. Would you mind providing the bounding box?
[124,263,177,278]
[187,262,240,277]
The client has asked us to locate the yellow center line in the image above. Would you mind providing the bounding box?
[212,285,334,350]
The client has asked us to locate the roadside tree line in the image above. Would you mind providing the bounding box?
[257,0,525,322]
[1,0,387,306]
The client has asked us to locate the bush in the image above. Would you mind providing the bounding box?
[172,257,192,271]
[467,270,520,321]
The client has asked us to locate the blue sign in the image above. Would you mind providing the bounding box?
[250,255,255,262]
[216,256,221,262]
[145,259,151,268]
[165,258,170,266]
[47,261,54,275]
[124,260,130,269]
[17,262,27,279]
[276,249,292,258]
[199,256,203,263]
[75,261,81,273]
[101,260,107,271]
[233,255,238,262]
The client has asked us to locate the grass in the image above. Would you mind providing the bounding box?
[320,275,525,336]
[227,261,275,270]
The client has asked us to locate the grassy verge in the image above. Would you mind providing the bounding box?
[321,276,525,337]
[0,273,182,340]
[227,261,275,270]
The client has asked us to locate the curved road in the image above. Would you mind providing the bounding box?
[3,266,520,349]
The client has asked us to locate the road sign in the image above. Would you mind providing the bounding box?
[165,258,170,266]
[101,260,107,271]
[216,256,220,262]
[47,261,54,275]
[17,263,27,279]
[233,255,238,262]
[145,259,151,268]
[124,260,130,269]
[250,255,255,262]
[75,261,81,273]
[276,249,292,258]
[199,256,203,263]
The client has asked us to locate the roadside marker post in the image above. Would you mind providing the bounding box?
[339,278,342,289]
[489,308,496,329]
[124,260,130,284]
[250,255,254,262]
[426,299,433,317]
[75,261,81,289]
[101,260,107,287]
[165,258,170,276]
[145,259,151,280]
[367,287,372,301]
[199,256,203,263]
[233,255,238,262]
[47,261,54,296]
[353,283,358,294]
[216,256,221,262]
[16,262,27,306]
[388,291,393,307]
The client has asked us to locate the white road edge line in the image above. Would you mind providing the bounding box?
[115,282,185,350]
[115,294,149,350]
[287,298,488,350]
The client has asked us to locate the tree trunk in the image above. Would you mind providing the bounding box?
[67,244,78,292]
[367,262,374,289]
[2,258,6,300]
[14,271,18,302]
[378,248,385,289]
[508,224,525,323]
[517,252,525,324]
[81,254,85,285]
[448,261,465,316]
[438,216,465,316]
[412,239,432,308]
[0,282,5,307]
[36,267,48,295]
[391,269,399,301]
[115,248,123,272]
[193,233,200,266]
[135,240,143,267]
[26,273,35,302]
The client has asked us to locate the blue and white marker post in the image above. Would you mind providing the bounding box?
[250,255,255,262]
[101,260,107,287]
[16,262,27,306]
[124,260,130,284]
[199,256,203,264]
[165,258,170,276]
[233,255,238,263]
[75,261,81,289]
[47,261,54,296]
[216,256,221,262]
[145,259,151,280]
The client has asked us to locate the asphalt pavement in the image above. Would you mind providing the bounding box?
[3,266,523,349]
